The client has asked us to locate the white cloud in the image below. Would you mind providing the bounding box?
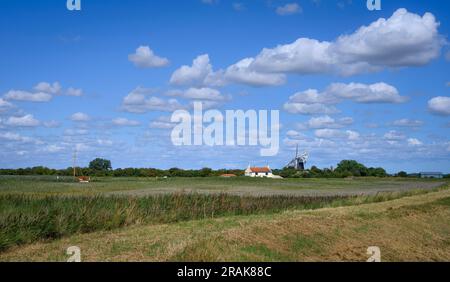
[407,138,423,146]
[235,9,443,77]
[70,112,90,122]
[391,118,424,127]
[128,46,169,68]
[43,120,61,128]
[170,54,285,87]
[66,87,83,96]
[4,90,52,102]
[64,129,89,136]
[34,82,61,94]
[302,115,353,129]
[150,116,177,129]
[112,118,140,126]
[428,96,450,116]
[44,144,64,153]
[0,132,35,143]
[97,139,113,146]
[224,58,286,86]
[384,130,406,141]
[326,82,407,103]
[284,82,405,115]
[5,114,40,127]
[283,102,339,115]
[170,54,224,87]
[0,98,13,111]
[314,128,359,140]
[166,87,229,101]
[276,3,302,15]
[121,87,185,113]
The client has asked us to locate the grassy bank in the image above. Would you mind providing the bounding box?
[1,188,450,261]
[1,185,446,252]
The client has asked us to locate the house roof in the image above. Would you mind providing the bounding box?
[249,167,271,173]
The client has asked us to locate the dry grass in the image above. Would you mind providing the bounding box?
[1,188,450,262]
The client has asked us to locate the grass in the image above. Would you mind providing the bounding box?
[0,182,447,253]
[0,193,354,251]
[1,188,449,262]
[0,176,448,261]
[0,175,445,196]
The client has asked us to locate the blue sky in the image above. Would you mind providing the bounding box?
[0,0,449,173]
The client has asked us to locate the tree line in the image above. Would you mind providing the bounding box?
[0,158,447,178]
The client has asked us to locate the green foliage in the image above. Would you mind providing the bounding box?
[0,193,353,252]
[89,158,112,172]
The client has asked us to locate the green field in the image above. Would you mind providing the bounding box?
[0,176,448,261]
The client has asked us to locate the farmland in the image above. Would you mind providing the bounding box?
[0,176,448,261]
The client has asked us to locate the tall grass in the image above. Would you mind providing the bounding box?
[0,185,446,252]
[0,193,351,251]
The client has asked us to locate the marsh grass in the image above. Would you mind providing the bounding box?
[0,184,446,252]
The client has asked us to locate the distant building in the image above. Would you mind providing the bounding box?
[420,172,443,179]
[245,165,282,179]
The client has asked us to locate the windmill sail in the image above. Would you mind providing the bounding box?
[285,145,308,170]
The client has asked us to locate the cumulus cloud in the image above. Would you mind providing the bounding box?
[170,54,224,87]
[5,114,40,127]
[121,87,185,113]
[70,112,90,122]
[4,90,52,102]
[34,82,61,94]
[170,54,285,87]
[276,3,302,15]
[407,138,423,146]
[300,115,353,129]
[284,103,339,115]
[284,82,406,115]
[428,96,450,116]
[166,87,230,102]
[228,8,443,80]
[0,132,36,143]
[66,87,83,96]
[223,58,286,86]
[112,118,140,126]
[384,130,406,141]
[149,116,177,129]
[391,118,424,127]
[326,83,407,103]
[0,98,13,112]
[314,129,359,140]
[128,46,169,68]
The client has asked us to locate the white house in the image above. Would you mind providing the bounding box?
[244,165,282,178]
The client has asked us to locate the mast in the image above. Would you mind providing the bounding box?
[72,148,77,180]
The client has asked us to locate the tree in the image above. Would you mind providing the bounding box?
[335,160,368,177]
[396,171,408,178]
[88,158,112,172]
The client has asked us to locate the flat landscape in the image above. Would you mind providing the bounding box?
[0,176,449,261]
[0,175,445,196]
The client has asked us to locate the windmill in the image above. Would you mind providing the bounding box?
[285,145,308,171]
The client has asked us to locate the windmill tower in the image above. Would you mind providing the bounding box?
[285,145,308,171]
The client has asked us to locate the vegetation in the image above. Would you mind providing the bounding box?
[88,158,112,175]
[1,158,447,178]
[1,187,449,262]
[0,193,353,251]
